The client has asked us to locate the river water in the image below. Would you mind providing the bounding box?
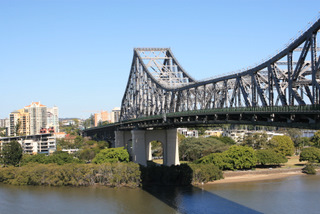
[0,174,319,214]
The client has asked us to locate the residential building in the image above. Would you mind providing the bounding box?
[0,119,9,128]
[0,133,56,155]
[24,102,48,135]
[7,102,59,136]
[47,106,59,133]
[204,130,223,137]
[110,107,121,123]
[223,129,284,143]
[223,129,247,143]
[8,109,30,136]
[302,130,317,138]
[94,111,110,126]
[61,119,76,126]
[178,128,199,138]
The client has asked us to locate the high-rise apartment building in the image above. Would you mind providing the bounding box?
[9,109,30,136]
[111,107,121,123]
[8,102,59,136]
[94,111,110,126]
[47,106,59,133]
[24,102,47,135]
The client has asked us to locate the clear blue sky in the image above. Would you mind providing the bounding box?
[1,0,319,119]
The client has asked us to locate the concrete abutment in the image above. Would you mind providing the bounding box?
[115,128,180,166]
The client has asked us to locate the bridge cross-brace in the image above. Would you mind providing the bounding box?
[115,128,180,166]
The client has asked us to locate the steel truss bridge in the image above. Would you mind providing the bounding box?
[85,17,320,141]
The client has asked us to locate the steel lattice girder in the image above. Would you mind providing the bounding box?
[120,18,320,121]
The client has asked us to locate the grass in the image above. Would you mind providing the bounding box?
[152,159,163,165]
[282,155,307,168]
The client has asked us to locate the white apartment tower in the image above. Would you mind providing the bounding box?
[47,106,59,133]
[111,107,121,123]
[24,102,47,135]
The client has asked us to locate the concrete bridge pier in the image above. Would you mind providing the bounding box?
[115,130,133,157]
[115,129,180,166]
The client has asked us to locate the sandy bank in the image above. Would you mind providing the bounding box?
[211,168,306,184]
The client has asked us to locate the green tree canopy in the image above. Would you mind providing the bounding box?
[1,140,23,166]
[21,151,83,165]
[196,145,257,170]
[311,130,320,148]
[299,147,320,163]
[256,149,287,166]
[224,145,257,170]
[179,137,229,161]
[92,147,129,164]
[242,132,268,149]
[269,135,295,156]
[195,152,233,170]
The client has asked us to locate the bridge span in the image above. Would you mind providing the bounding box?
[84,17,320,166]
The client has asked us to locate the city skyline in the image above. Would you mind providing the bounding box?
[1,0,320,119]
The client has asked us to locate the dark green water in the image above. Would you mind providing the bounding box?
[0,174,319,214]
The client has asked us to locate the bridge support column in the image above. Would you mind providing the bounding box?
[163,128,180,166]
[130,128,180,166]
[147,142,152,161]
[115,131,125,147]
[115,131,133,157]
[131,130,147,166]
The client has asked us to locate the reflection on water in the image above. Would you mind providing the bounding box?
[204,174,320,214]
[143,185,261,214]
[0,174,319,214]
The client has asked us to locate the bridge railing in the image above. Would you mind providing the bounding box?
[119,104,320,124]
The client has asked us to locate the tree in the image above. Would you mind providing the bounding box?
[299,147,320,163]
[196,152,233,170]
[256,149,287,166]
[179,137,229,162]
[92,147,129,164]
[14,119,22,136]
[151,141,163,158]
[224,145,257,170]
[242,132,268,149]
[311,130,320,148]
[286,128,302,144]
[1,140,23,166]
[294,137,311,153]
[269,135,295,156]
[79,148,96,162]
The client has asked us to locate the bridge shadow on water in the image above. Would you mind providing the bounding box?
[142,185,262,214]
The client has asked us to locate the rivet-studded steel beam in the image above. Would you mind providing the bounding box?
[120,18,320,122]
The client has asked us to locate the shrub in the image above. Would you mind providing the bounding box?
[302,163,317,175]
[93,147,129,164]
[188,163,223,184]
[0,162,141,187]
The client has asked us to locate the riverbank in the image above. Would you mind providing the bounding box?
[211,167,308,184]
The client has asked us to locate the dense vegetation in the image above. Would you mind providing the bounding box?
[140,163,223,185]
[92,147,129,164]
[1,127,319,187]
[179,136,235,161]
[256,149,288,166]
[0,141,23,166]
[21,152,83,165]
[0,163,141,187]
[299,147,320,163]
[196,145,257,170]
